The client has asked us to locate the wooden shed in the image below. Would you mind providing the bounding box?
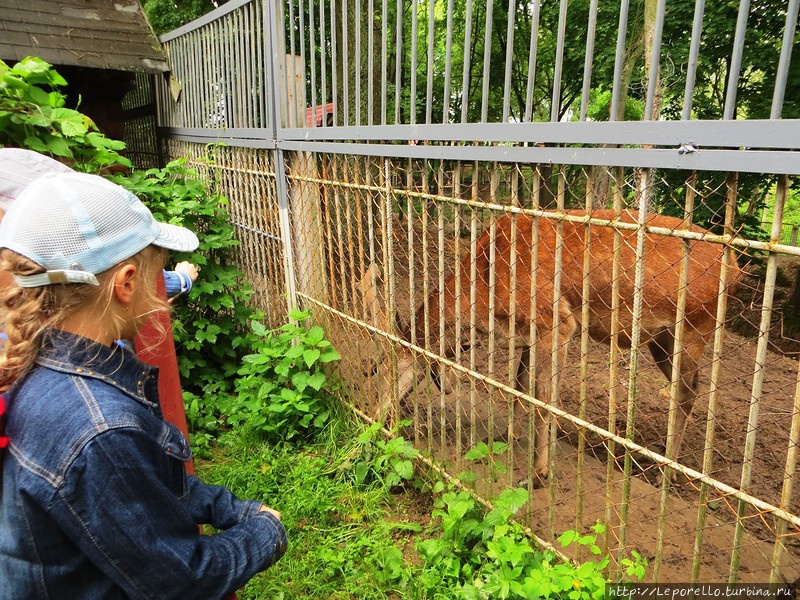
[0,0,167,161]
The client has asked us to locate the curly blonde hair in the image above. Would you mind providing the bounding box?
[0,245,168,393]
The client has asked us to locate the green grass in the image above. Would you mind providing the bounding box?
[195,408,645,599]
[195,416,433,599]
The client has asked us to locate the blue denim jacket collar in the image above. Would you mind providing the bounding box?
[34,329,160,411]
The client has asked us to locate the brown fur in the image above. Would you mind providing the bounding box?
[370,210,739,482]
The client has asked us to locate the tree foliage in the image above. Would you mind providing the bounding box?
[143,0,228,36]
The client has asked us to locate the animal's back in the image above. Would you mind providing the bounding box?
[477,210,738,344]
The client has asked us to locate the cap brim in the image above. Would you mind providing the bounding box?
[153,222,199,253]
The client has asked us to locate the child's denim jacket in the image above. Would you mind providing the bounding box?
[0,330,287,599]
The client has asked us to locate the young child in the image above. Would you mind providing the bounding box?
[0,171,287,598]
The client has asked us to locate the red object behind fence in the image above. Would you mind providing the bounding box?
[133,276,194,474]
[133,278,238,599]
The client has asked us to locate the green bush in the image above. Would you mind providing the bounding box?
[418,487,645,599]
[110,157,260,395]
[230,310,341,442]
[0,57,129,170]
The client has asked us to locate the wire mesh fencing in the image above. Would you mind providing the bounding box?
[153,0,800,584]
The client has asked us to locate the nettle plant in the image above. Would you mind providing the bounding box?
[0,57,129,170]
[230,310,341,442]
[418,486,645,600]
[110,157,260,395]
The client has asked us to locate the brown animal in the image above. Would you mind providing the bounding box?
[365,210,739,483]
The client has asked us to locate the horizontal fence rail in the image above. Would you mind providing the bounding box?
[156,0,800,584]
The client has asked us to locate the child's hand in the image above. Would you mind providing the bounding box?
[258,505,282,521]
[174,261,199,282]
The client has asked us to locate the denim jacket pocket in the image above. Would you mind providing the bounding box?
[158,422,192,500]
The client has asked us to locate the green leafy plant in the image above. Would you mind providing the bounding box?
[418,486,646,600]
[341,420,423,490]
[231,309,341,442]
[110,157,260,394]
[0,57,129,170]
[464,440,510,483]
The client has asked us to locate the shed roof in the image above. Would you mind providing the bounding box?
[0,0,168,73]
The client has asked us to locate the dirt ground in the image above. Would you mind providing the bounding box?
[332,233,800,583]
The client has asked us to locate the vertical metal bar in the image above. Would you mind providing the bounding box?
[771,0,799,119]
[550,0,568,122]
[643,0,667,120]
[501,0,516,123]
[422,165,432,452]
[604,167,624,552]
[460,0,474,123]
[255,2,267,127]
[425,0,435,124]
[438,194,446,451]
[266,0,299,312]
[487,216,497,452]
[309,0,319,126]
[723,0,751,120]
[395,0,403,123]
[610,0,631,121]
[729,175,788,583]
[770,347,800,584]
[410,0,419,125]
[525,167,540,518]
[407,176,419,447]
[381,0,388,125]
[368,0,375,125]
[383,158,399,426]
[355,0,362,125]
[235,8,247,127]
[681,0,705,119]
[334,161,349,310]
[342,0,350,126]
[183,36,195,127]
[506,203,518,487]
[479,0,494,123]
[345,161,358,313]
[691,173,737,583]
[617,169,651,558]
[575,167,594,542]
[453,164,463,473]
[248,6,258,127]
[206,22,215,129]
[298,0,308,121]
[579,0,599,122]
[288,0,298,127]
[264,0,279,137]
[524,0,541,122]
[546,169,566,537]
[330,0,339,124]
[469,169,479,455]
[677,173,709,584]
[320,0,328,120]
[443,0,455,123]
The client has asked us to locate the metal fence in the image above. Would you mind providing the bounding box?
[155,0,800,584]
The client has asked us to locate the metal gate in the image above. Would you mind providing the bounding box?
[155,0,800,583]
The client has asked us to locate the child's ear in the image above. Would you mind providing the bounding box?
[112,264,138,305]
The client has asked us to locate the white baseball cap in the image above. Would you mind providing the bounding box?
[0,168,199,287]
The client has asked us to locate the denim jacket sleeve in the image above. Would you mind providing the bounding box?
[185,475,264,530]
[50,425,288,600]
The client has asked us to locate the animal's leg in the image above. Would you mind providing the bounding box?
[528,310,577,483]
[648,328,704,479]
[512,344,549,486]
